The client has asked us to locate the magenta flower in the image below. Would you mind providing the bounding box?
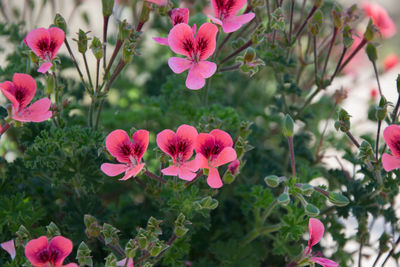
[195,129,237,188]
[382,125,400,171]
[362,2,396,39]
[1,239,16,260]
[168,22,218,90]
[305,218,338,267]
[146,0,167,6]
[24,236,78,267]
[153,8,190,46]
[117,258,134,267]
[0,73,52,122]
[157,124,199,181]
[228,159,240,175]
[24,27,65,73]
[101,129,149,180]
[208,0,255,33]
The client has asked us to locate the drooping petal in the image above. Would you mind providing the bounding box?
[119,163,145,180]
[311,257,338,267]
[170,8,189,25]
[101,163,129,176]
[153,37,169,46]
[194,61,217,78]
[207,167,223,188]
[208,15,223,26]
[177,166,197,181]
[105,130,132,163]
[186,65,206,90]
[1,240,16,260]
[25,236,49,266]
[183,158,200,172]
[38,62,53,73]
[195,22,218,61]
[168,23,195,58]
[382,153,400,172]
[24,28,50,59]
[117,258,134,267]
[210,129,233,148]
[13,98,52,122]
[176,124,198,160]
[212,147,237,167]
[12,73,36,109]
[48,236,73,266]
[383,125,400,157]
[157,129,176,158]
[307,218,325,255]
[222,13,255,33]
[131,130,149,162]
[0,81,20,111]
[161,165,179,177]
[48,27,65,59]
[195,153,209,169]
[146,0,167,6]
[168,57,192,74]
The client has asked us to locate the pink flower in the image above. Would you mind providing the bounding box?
[195,129,237,188]
[168,23,218,90]
[362,2,396,39]
[157,124,199,181]
[0,73,52,122]
[208,0,255,33]
[1,239,16,260]
[305,218,338,267]
[146,0,167,6]
[153,8,190,46]
[382,125,400,171]
[117,258,134,267]
[24,27,65,73]
[383,54,399,71]
[228,159,240,175]
[101,129,149,180]
[25,236,78,267]
[370,88,378,100]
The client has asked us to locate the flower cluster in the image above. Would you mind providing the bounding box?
[101,124,237,188]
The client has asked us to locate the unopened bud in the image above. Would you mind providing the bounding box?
[305,203,320,216]
[328,192,350,207]
[54,14,67,32]
[364,19,376,42]
[278,192,290,206]
[102,0,115,17]
[283,114,294,137]
[76,242,93,267]
[264,175,280,188]
[244,47,256,63]
[366,43,377,62]
[90,37,103,60]
[301,184,314,196]
[77,29,89,54]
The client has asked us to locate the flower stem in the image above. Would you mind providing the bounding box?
[82,53,93,90]
[288,136,296,178]
[242,224,281,245]
[144,170,167,184]
[103,15,110,70]
[219,40,252,66]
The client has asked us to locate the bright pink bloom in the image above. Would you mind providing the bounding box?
[157,124,199,181]
[305,218,338,267]
[228,159,240,175]
[370,88,378,100]
[208,0,255,33]
[1,239,16,260]
[168,23,218,90]
[153,8,190,46]
[195,129,237,188]
[146,0,167,6]
[382,125,400,171]
[101,129,149,180]
[24,27,65,73]
[383,54,399,71]
[25,236,78,267]
[363,2,396,39]
[117,258,134,267]
[0,73,52,122]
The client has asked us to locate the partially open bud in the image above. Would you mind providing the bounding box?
[328,192,350,207]
[54,14,67,32]
[228,159,240,175]
[244,47,256,63]
[76,29,89,54]
[364,19,376,42]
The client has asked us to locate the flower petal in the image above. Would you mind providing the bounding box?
[170,8,189,25]
[307,218,324,254]
[13,73,36,109]
[101,163,129,176]
[207,167,223,188]
[195,153,209,169]
[48,27,65,59]
[195,22,218,61]
[25,236,49,266]
[161,165,179,177]
[210,0,222,18]
[212,147,237,167]
[362,2,396,38]
[382,153,400,171]
[383,125,400,157]
[38,62,53,73]
[195,133,215,154]
[224,0,248,18]
[117,258,134,267]
[13,98,52,122]
[63,264,79,267]
[105,130,132,163]
[195,61,217,79]
[146,0,167,6]
[222,13,255,33]
[176,124,198,160]
[186,65,206,90]
[0,81,19,111]
[119,163,145,180]
[311,257,338,267]
[48,236,73,266]
[157,129,176,158]
[153,37,169,46]
[1,240,16,260]
[177,166,197,181]
[131,130,149,161]
[168,57,192,74]
[168,23,195,58]
[208,15,223,26]
[210,129,233,148]
[183,159,199,172]
[24,28,50,59]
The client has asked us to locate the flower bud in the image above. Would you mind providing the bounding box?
[376,96,388,121]
[328,192,350,207]
[283,114,294,137]
[76,242,93,267]
[305,203,320,216]
[102,0,115,17]
[301,184,314,197]
[332,8,342,29]
[364,19,376,42]
[137,2,150,32]
[359,140,374,163]
[244,47,256,63]
[125,239,138,258]
[366,43,377,62]
[228,159,240,175]
[101,223,120,245]
[223,172,236,184]
[105,253,117,267]
[278,192,290,206]
[335,109,351,132]
[84,215,101,238]
[54,13,67,32]
[77,29,89,54]
[118,20,131,41]
[150,241,168,257]
[90,37,103,60]
[264,175,280,188]
[46,222,61,238]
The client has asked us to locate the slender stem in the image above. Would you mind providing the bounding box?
[219,40,253,66]
[97,235,125,258]
[313,34,318,85]
[261,199,278,223]
[391,94,400,123]
[288,136,296,178]
[82,53,93,90]
[144,170,167,184]
[338,39,367,73]
[184,170,204,187]
[0,123,12,135]
[358,242,363,267]
[321,27,338,81]
[64,39,87,89]
[266,0,271,27]
[330,47,347,83]
[345,130,360,148]
[203,77,212,106]
[296,88,321,119]
[219,64,240,72]
[376,120,381,160]
[242,224,281,245]
[103,16,110,70]
[95,59,100,93]
[214,33,232,59]
[372,61,383,97]
[287,0,295,44]
[372,252,382,267]
[381,235,400,266]
[135,177,147,188]
[104,39,123,82]
[315,103,337,160]
[294,5,318,42]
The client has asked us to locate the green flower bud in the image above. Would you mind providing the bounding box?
[105,253,117,267]
[342,25,354,48]
[366,43,377,62]
[283,114,294,137]
[125,239,137,258]
[328,192,350,207]
[223,171,236,184]
[147,217,162,236]
[305,203,320,216]
[278,192,290,206]
[118,20,131,41]
[137,230,149,250]
[84,215,101,238]
[46,75,55,95]
[376,96,388,121]
[264,175,280,188]
[77,29,89,54]
[150,241,168,257]
[364,19,376,42]
[301,184,314,197]
[90,37,103,60]
[359,140,374,163]
[76,242,93,267]
[102,0,115,17]
[54,13,67,32]
[244,47,256,63]
[332,8,342,29]
[101,223,120,245]
[46,222,61,238]
[335,109,351,132]
[175,226,189,237]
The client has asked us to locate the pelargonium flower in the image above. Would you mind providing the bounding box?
[153,8,190,46]
[382,125,400,171]
[0,73,52,122]
[117,258,134,267]
[168,22,218,90]
[208,0,255,33]
[157,124,199,181]
[24,27,65,73]
[362,2,396,39]
[101,129,149,180]
[1,239,16,260]
[383,54,399,71]
[305,218,338,267]
[195,129,237,188]
[146,0,167,6]
[25,236,78,267]
[228,159,240,175]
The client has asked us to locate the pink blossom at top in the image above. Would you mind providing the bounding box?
[1,239,16,260]
[157,124,199,181]
[383,54,399,72]
[305,218,338,267]
[101,129,149,180]
[25,236,78,267]
[362,2,396,38]
[195,129,237,188]
[24,27,65,73]
[208,0,255,33]
[117,258,134,267]
[0,73,52,122]
[168,23,218,90]
[146,0,167,6]
[153,8,190,46]
[382,125,400,171]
